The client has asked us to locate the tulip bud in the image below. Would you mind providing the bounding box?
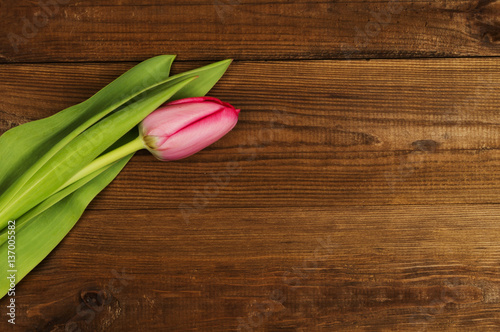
[139,97,240,161]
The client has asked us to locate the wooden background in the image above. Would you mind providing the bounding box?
[1,0,500,331]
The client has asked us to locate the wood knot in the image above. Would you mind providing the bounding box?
[81,288,112,311]
[468,0,500,43]
[411,140,439,153]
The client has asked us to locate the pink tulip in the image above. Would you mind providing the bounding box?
[139,97,240,161]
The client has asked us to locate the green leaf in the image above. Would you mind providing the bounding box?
[0,56,234,300]
[0,129,139,246]
[0,76,197,229]
[0,153,133,300]
[169,59,233,100]
[0,163,113,246]
[0,58,233,229]
[0,55,176,218]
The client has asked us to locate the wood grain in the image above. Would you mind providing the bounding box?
[1,0,500,330]
[2,59,500,210]
[1,0,500,62]
[1,206,500,331]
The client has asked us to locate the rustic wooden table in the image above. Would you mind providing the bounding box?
[2,0,500,331]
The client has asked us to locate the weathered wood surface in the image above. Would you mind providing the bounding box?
[1,0,500,62]
[1,0,500,331]
[2,59,500,210]
[5,207,500,331]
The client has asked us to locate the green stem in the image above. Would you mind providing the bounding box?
[0,136,145,233]
[57,136,145,192]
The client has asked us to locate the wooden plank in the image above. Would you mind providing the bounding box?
[1,0,500,62]
[2,0,500,331]
[2,59,500,208]
[1,206,499,331]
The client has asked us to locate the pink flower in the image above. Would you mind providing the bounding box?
[139,97,240,161]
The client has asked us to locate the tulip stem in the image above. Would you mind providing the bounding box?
[57,136,145,192]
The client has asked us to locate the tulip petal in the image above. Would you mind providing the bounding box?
[143,100,224,138]
[154,106,239,161]
[167,96,221,105]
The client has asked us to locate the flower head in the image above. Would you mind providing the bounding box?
[139,97,240,161]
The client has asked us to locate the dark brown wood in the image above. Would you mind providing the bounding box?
[3,207,500,331]
[1,0,500,62]
[2,59,500,210]
[2,0,500,331]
